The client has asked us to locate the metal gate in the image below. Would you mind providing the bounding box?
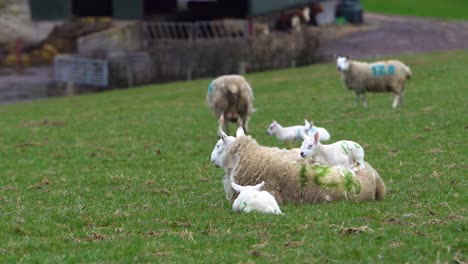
[54,55,109,87]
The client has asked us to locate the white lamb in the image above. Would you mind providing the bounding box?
[337,55,412,108]
[299,130,365,171]
[303,119,330,141]
[267,119,330,142]
[231,181,283,215]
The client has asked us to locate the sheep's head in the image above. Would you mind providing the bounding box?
[211,127,246,167]
[299,130,320,158]
[267,120,280,135]
[211,127,235,167]
[336,56,350,72]
[231,181,265,192]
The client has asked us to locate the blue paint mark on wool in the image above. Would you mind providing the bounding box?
[207,80,214,96]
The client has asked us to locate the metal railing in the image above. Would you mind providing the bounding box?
[142,20,249,46]
[54,55,108,87]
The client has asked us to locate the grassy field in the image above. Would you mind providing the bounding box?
[361,0,468,20]
[0,50,467,263]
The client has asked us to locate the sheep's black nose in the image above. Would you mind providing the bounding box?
[300,152,305,157]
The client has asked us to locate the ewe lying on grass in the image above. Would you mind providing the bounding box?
[231,181,283,215]
[206,75,254,135]
[337,56,412,108]
[267,119,330,142]
[299,130,365,171]
[210,127,385,204]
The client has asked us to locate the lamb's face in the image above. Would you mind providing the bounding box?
[299,132,318,158]
[336,56,350,72]
[210,136,234,167]
[267,121,278,135]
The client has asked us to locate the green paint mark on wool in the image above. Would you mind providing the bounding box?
[312,165,332,186]
[343,171,361,194]
[300,164,308,188]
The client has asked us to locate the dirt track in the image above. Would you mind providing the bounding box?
[1,13,468,104]
[317,13,468,60]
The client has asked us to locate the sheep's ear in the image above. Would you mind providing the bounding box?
[236,127,245,137]
[273,120,277,124]
[304,119,310,127]
[300,130,308,140]
[231,182,243,192]
[254,181,265,190]
[218,127,228,141]
[314,131,320,142]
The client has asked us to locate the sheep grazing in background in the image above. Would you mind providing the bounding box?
[207,75,254,135]
[211,127,385,204]
[299,130,365,171]
[266,119,330,142]
[336,56,412,108]
[231,181,283,215]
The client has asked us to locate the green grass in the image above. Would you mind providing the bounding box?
[0,50,467,263]
[361,0,468,20]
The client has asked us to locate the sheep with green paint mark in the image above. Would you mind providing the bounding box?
[210,127,386,204]
[299,130,365,171]
[337,56,412,108]
[207,75,254,135]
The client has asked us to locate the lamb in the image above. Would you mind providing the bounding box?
[207,75,254,135]
[336,56,412,108]
[299,130,365,171]
[231,181,283,215]
[267,119,330,142]
[211,127,386,204]
[303,119,330,141]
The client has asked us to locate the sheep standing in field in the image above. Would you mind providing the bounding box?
[299,130,365,171]
[267,119,330,142]
[336,56,412,108]
[211,127,385,204]
[231,181,283,215]
[207,75,254,135]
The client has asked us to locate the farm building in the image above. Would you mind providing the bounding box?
[12,0,363,95]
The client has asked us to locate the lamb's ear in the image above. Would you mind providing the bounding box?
[231,182,243,192]
[218,127,228,141]
[300,130,308,140]
[273,120,277,124]
[254,181,265,190]
[304,119,310,127]
[314,131,320,142]
[236,127,245,137]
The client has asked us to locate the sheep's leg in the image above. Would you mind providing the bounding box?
[219,114,229,135]
[354,93,360,107]
[362,94,368,108]
[399,92,404,106]
[392,94,400,108]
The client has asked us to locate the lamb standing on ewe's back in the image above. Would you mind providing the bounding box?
[211,127,386,204]
[299,130,365,171]
[231,181,283,215]
[337,56,412,108]
[207,75,254,135]
[267,119,330,142]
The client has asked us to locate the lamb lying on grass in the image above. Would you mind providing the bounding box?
[336,55,412,108]
[267,119,330,142]
[299,130,365,171]
[211,127,385,204]
[231,181,283,215]
[206,75,254,135]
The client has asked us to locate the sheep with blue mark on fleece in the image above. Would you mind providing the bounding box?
[337,56,412,108]
[206,75,254,135]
